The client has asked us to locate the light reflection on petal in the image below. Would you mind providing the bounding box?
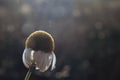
[33,51,52,72]
[22,49,56,72]
[22,48,33,68]
[51,52,56,70]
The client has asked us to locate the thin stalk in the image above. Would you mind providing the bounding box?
[24,65,34,80]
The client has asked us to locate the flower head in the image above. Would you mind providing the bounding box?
[25,30,55,52]
[22,30,56,72]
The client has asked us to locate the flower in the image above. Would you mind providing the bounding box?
[22,30,56,72]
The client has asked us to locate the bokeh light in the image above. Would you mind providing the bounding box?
[0,0,120,80]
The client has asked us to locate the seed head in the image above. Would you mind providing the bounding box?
[25,30,55,53]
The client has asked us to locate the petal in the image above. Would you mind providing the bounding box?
[51,52,56,70]
[22,48,33,68]
[33,51,52,72]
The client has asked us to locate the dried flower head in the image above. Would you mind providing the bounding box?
[22,30,56,72]
[25,30,55,52]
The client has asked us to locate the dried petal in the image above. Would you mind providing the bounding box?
[22,48,33,68]
[51,52,56,70]
[33,51,53,72]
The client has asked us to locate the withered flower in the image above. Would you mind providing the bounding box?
[22,30,56,80]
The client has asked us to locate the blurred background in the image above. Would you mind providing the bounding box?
[0,0,120,80]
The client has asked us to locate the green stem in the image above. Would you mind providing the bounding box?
[24,69,32,80]
[24,65,34,80]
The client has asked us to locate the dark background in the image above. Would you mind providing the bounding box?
[0,0,120,80]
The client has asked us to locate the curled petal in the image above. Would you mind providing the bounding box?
[51,52,56,70]
[23,49,56,72]
[33,51,53,72]
[22,48,33,68]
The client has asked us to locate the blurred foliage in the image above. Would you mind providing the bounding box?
[0,0,120,80]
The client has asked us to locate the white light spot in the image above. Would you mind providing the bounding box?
[45,66,48,70]
[30,50,34,61]
[7,25,15,32]
[20,4,31,15]
[49,55,52,60]
[35,66,39,70]
[73,9,81,17]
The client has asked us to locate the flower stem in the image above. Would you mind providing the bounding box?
[24,65,34,80]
